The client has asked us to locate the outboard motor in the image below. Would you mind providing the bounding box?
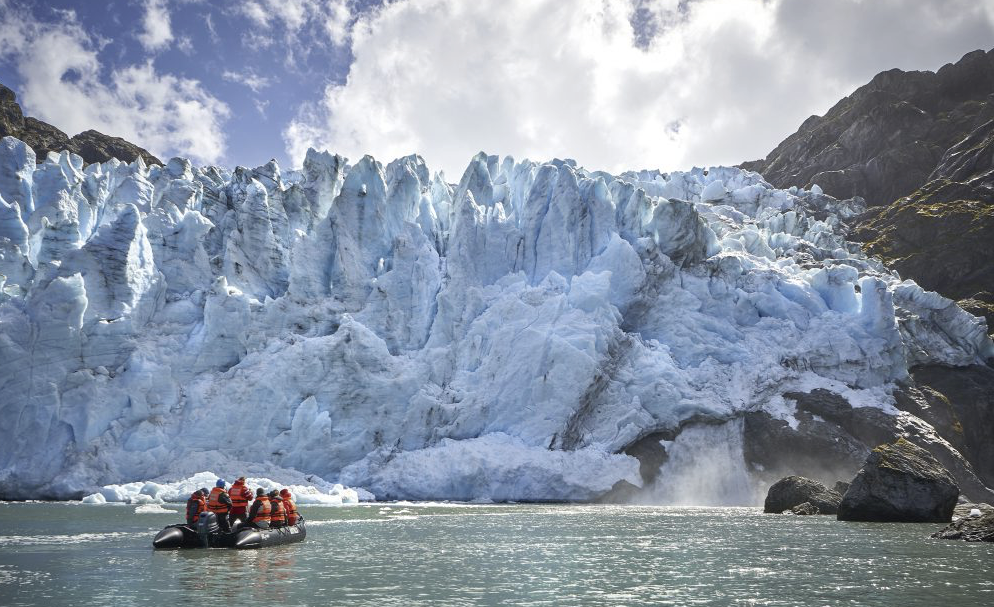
[197,511,220,547]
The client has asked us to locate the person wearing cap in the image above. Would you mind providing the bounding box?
[206,479,233,532]
[228,476,253,525]
[268,490,287,528]
[279,488,299,525]
[248,488,271,529]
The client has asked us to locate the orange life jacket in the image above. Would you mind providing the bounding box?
[229,482,251,508]
[270,497,286,524]
[282,498,298,525]
[187,493,206,523]
[252,496,271,523]
[207,487,230,513]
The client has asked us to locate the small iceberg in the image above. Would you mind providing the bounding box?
[80,471,370,506]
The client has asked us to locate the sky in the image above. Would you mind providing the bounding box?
[1,0,993,178]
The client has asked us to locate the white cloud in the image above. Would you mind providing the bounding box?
[176,35,194,54]
[284,0,994,176]
[236,0,352,53]
[137,0,174,52]
[254,98,270,118]
[222,70,273,93]
[0,4,230,165]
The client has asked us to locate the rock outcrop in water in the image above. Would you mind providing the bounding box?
[931,503,994,541]
[0,83,161,167]
[838,438,959,522]
[896,365,994,490]
[743,389,994,505]
[789,502,820,515]
[764,476,842,514]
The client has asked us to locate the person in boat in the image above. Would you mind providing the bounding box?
[207,479,233,532]
[248,488,271,529]
[228,476,253,525]
[279,488,299,525]
[186,488,207,525]
[269,490,287,528]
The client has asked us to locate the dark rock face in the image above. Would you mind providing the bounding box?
[70,129,162,168]
[851,119,994,328]
[743,391,879,490]
[833,481,850,495]
[745,386,994,504]
[740,49,994,331]
[898,365,994,489]
[741,49,994,207]
[838,438,959,522]
[764,476,842,514]
[0,83,160,166]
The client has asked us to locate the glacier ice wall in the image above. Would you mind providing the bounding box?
[1,136,992,500]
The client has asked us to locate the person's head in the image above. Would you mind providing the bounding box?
[237,476,246,484]
[279,488,291,499]
[216,479,225,488]
[256,488,266,497]
[268,490,279,499]
[199,488,209,497]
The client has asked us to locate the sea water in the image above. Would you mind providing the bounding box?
[0,503,991,606]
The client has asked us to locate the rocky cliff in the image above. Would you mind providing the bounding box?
[736,50,994,504]
[0,83,161,167]
[741,49,994,331]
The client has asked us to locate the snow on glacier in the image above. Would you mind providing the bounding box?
[0,136,992,501]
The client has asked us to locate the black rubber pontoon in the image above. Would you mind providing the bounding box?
[232,521,307,549]
[153,512,306,550]
[152,524,202,549]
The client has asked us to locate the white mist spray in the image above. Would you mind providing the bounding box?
[644,418,762,506]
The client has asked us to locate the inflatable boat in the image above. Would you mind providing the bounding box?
[152,512,306,550]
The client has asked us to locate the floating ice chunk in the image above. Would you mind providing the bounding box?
[79,471,365,505]
[135,503,175,514]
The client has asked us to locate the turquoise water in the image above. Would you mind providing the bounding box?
[0,503,991,606]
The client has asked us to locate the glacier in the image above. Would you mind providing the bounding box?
[1,135,992,502]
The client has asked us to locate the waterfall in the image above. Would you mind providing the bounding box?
[643,418,762,506]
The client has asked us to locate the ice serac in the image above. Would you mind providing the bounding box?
[1,133,993,502]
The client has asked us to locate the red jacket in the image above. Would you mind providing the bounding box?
[186,493,206,524]
[282,497,298,525]
[207,487,231,513]
[229,482,252,512]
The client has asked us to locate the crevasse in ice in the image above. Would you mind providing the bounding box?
[1,137,991,500]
